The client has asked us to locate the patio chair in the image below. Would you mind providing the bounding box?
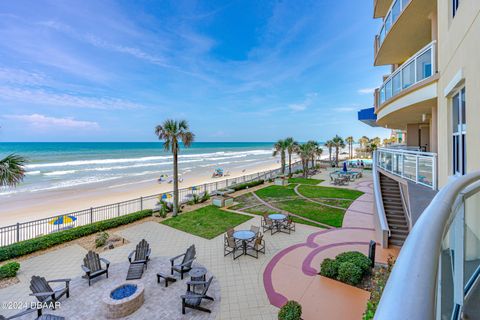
[261,214,273,232]
[247,234,265,258]
[0,306,65,320]
[81,250,110,286]
[128,239,151,269]
[29,276,70,307]
[226,228,235,238]
[224,235,241,259]
[170,244,196,279]
[282,215,296,233]
[181,276,215,314]
[250,225,260,235]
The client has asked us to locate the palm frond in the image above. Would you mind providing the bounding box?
[0,154,27,187]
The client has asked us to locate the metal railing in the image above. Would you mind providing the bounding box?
[376,0,412,50]
[372,152,390,248]
[376,147,437,190]
[378,41,437,106]
[0,161,303,247]
[375,171,480,320]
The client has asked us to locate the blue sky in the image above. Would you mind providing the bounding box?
[0,0,389,142]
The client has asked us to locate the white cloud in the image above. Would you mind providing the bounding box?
[0,86,142,110]
[4,114,99,129]
[288,92,318,112]
[0,68,46,86]
[357,87,376,95]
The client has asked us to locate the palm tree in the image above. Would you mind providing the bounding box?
[359,136,370,148]
[285,137,298,176]
[325,140,334,162]
[0,154,27,187]
[295,143,313,178]
[331,135,345,167]
[306,140,321,168]
[155,119,195,217]
[273,139,289,175]
[345,136,354,159]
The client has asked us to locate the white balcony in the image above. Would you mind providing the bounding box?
[376,0,411,48]
[376,147,437,189]
[377,41,436,107]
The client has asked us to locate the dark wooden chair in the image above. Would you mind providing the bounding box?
[81,250,110,286]
[170,244,196,279]
[282,215,296,234]
[247,234,265,258]
[29,276,70,307]
[128,239,151,269]
[0,306,65,320]
[181,276,215,314]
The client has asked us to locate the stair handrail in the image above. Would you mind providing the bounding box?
[372,151,390,247]
[374,171,480,320]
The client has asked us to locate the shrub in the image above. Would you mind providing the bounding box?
[319,258,339,279]
[187,194,201,205]
[95,231,109,248]
[337,261,363,285]
[336,251,372,273]
[232,180,264,191]
[363,255,395,320]
[201,192,210,203]
[278,300,302,320]
[0,210,152,262]
[0,262,20,279]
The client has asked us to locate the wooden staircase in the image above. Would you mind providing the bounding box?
[380,174,409,247]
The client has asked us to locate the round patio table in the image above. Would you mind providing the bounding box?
[189,267,208,292]
[268,214,287,234]
[233,230,256,258]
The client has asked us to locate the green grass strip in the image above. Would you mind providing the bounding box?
[276,199,345,227]
[288,178,324,185]
[298,185,364,200]
[161,205,252,239]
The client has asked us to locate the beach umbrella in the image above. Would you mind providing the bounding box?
[161,193,172,200]
[190,186,198,191]
[343,162,348,172]
[49,215,77,225]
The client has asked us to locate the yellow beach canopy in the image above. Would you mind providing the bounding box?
[49,215,77,225]
[161,193,172,200]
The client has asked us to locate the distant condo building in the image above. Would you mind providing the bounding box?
[358,1,480,319]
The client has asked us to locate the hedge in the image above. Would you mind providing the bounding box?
[319,258,338,278]
[336,251,372,272]
[319,251,372,286]
[278,300,302,320]
[232,179,264,191]
[337,261,363,285]
[0,209,152,262]
[0,261,20,278]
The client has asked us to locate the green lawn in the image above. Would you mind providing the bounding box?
[315,198,354,209]
[276,199,346,227]
[297,185,364,200]
[242,205,325,229]
[161,205,252,239]
[288,177,324,185]
[254,185,297,198]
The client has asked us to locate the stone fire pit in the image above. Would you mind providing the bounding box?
[103,283,145,318]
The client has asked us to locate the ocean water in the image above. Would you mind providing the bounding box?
[0,142,277,196]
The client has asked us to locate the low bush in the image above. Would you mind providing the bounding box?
[278,300,302,320]
[0,209,152,262]
[95,231,109,248]
[363,255,395,320]
[336,251,372,273]
[319,258,338,278]
[337,261,363,285]
[0,262,20,278]
[232,179,264,191]
[201,192,211,202]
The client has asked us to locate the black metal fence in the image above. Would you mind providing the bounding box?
[0,162,302,247]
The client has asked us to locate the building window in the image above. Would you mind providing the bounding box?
[453,0,460,17]
[452,88,466,175]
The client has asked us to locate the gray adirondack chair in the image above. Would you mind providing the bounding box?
[81,250,110,286]
[29,276,70,307]
[181,276,215,314]
[170,244,196,279]
[128,239,151,268]
[1,306,65,320]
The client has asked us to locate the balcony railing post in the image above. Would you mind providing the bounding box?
[415,156,419,183]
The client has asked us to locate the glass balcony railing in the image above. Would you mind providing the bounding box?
[377,0,412,49]
[377,41,436,106]
[376,147,437,189]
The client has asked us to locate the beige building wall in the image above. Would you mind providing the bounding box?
[436,0,480,187]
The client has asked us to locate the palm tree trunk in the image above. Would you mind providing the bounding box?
[281,151,286,175]
[328,147,332,162]
[288,152,292,177]
[173,144,179,217]
[335,147,339,167]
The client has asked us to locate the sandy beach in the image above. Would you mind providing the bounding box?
[0,158,285,227]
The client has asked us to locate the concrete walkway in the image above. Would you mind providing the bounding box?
[262,173,399,320]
